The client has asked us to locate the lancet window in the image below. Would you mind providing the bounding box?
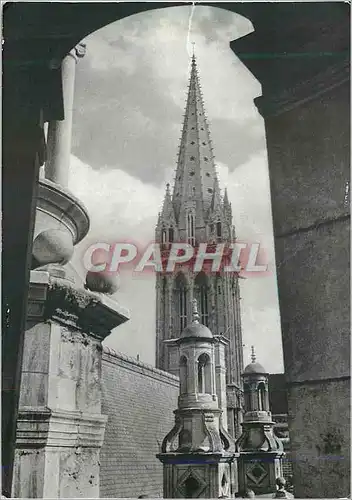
[197,353,211,394]
[187,212,196,246]
[179,356,188,394]
[174,273,188,333]
[258,382,266,411]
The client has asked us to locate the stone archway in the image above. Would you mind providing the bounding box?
[3,3,350,497]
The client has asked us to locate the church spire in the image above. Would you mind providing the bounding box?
[172,54,219,221]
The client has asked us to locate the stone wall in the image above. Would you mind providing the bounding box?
[265,78,350,498]
[100,347,179,498]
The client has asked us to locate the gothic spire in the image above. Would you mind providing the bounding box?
[224,187,230,207]
[172,54,219,221]
[223,186,232,222]
[210,176,222,213]
[160,182,175,224]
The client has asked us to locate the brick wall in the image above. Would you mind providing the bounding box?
[100,347,179,498]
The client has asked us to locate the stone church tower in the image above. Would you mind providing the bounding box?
[155,55,244,438]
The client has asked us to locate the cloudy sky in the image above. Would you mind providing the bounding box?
[68,5,284,373]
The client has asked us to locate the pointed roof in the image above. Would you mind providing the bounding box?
[223,188,230,207]
[172,54,219,220]
[210,177,222,214]
[160,183,175,222]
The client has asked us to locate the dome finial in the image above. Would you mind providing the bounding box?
[192,298,200,323]
[251,345,256,363]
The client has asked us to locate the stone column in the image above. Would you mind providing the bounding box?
[45,43,85,187]
[12,268,129,498]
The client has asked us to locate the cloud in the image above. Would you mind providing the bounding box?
[69,6,283,373]
[217,151,283,371]
[72,5,263,183]
[69,155,163,244]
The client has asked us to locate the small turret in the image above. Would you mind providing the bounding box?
[156,183,176,246]
[157,299,238,498]
[236,348,284,496]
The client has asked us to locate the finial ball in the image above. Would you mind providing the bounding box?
[85,269,120,295]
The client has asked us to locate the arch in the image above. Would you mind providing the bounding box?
[197,352,211,394]
[258,381,266,411]
[179,355,188,394]
[174,273,188,333]
[216,221,222,239]
[194,272,209,326]
[168,226,174,243]
[243,383,251,411]
[161,227,167,244]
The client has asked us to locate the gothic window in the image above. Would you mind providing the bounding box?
[258,382,266,411]
[197,353,211,394]
[179,356,188,394]
[175,273,188,333]
[168,227,174,243]
[179,288,187,332]
[162,227,167,244]
[208,188,213,194]
[187,212,196,246]
[216,221,222,238]
[195,272,209,326]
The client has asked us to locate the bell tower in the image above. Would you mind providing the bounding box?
[155,54,244,438]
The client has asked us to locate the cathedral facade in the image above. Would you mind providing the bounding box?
[155,55,244,438]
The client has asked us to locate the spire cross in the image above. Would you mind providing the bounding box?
[251,345,256,363]
[192,298,200,323]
